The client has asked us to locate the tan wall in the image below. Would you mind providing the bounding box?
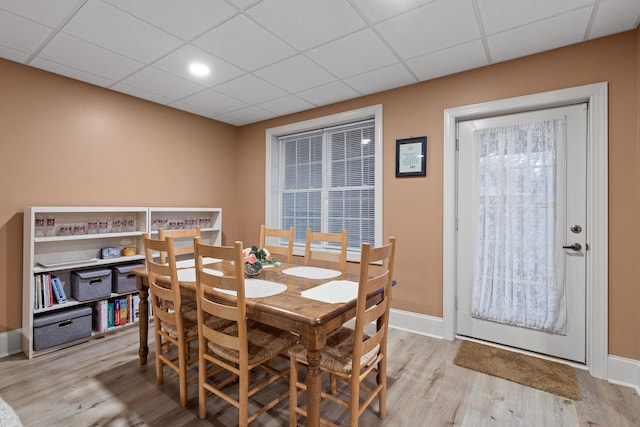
[237,30,640,360]
[1,30,639,361]
[0,59,240,333]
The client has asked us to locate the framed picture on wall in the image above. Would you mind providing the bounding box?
[395,136,427,177]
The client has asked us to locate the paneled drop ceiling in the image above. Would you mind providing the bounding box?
[1,0,638,126]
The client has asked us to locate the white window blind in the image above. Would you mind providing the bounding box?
[278,119,376,251]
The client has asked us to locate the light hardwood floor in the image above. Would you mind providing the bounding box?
[1,326,638,426]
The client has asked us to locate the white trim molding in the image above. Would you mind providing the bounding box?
[443,82,609,379]
[608,355,640,395]
[0,329,23,358]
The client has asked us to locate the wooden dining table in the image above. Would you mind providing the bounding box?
[133,262,383,427]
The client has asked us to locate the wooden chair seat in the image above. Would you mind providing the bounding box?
[207,320,298,365]
[288,327,379,374]
[160,318,198,339]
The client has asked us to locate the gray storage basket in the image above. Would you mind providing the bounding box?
[71,268,112,301]
[33,306,92,351]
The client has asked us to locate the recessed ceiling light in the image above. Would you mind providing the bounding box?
[189,62,210,77]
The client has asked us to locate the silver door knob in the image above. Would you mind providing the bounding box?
[562,243,582,251]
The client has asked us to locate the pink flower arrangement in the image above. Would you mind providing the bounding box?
[243,245,281,269]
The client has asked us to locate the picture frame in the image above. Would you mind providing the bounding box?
[395,136,427,177]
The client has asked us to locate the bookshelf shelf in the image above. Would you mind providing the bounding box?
[22,206,222,358]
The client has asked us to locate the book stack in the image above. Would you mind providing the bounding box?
[92,294,141,333]
[33,274,67,309]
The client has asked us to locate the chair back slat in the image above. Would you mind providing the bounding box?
[304,228,348,273]
[158,225,201,262]
[259,225,294,263]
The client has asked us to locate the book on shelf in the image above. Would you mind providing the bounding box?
[130,294,140,323]
[114,299,120,326]
[50,276,67,304]
[107,300,115,328]
[92,300,108,333]
[119,297,128,326]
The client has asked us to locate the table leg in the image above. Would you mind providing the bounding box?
[305,349,322,427]
[136,276,149,366]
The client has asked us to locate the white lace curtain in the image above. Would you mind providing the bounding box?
[471,119,567,334]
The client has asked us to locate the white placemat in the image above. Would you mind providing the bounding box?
[177,267,223,282]
[282,266,341,280]
[175,257,221,268]
[300,280,358,303]
[215,279,287,298]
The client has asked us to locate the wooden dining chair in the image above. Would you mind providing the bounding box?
[157,224,201,263]
[289,236,397,427]
[193,238,298,424]
[143,233,199,407]
[157,225,201,320]
[304,228,348,273]
[259,225,295,264]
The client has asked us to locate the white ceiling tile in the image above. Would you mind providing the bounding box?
[119,67,205,100]
[62,1,182,63]
[193,14,296,71]
[306,28,398,79]
[589,0,640,39]
[0,0,82,27]
[406,39,489,81]
[180,89,248,115]
[214,74,287,104]
[351,0,435,23]
[211,113,247,126]
[221,105,277,124]
[168,101,220,118]
[39,33,143,81]
[344,63,417,95]
[30,57,114,87]
[0,10,53,55]
[110,82,174,105]
[224,0,261,11]
[104,0,237,40]
[254,55,335,92]
[0,46,29,63]
[478,0,594,35]
[296,81,360,107]
[488,7,592,63]
[246,0,367,51]
[258,95,316,116]
[153,44,244,87]
[376,0,481,59]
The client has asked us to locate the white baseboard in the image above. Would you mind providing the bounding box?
[608,354,640,395]
[0,329,22,358]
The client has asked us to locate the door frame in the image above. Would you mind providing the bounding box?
[442,82,608,379]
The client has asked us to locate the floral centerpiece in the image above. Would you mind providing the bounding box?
[243,245,281,276]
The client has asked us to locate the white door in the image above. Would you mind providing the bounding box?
[456,104,587,363]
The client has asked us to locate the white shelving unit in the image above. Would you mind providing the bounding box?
[148,207,222,245]
[22,206,222,358]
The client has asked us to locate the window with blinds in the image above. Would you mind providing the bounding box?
[265,105,382,259]
[278,119,376,251]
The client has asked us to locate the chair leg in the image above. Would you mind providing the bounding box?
[198,352,207,419]
[178,339,188,407]
[349,377,359,427]
[378,358,387,419]
[239,371,249,426]
[155,335,164,385]
[289,357,299,427]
